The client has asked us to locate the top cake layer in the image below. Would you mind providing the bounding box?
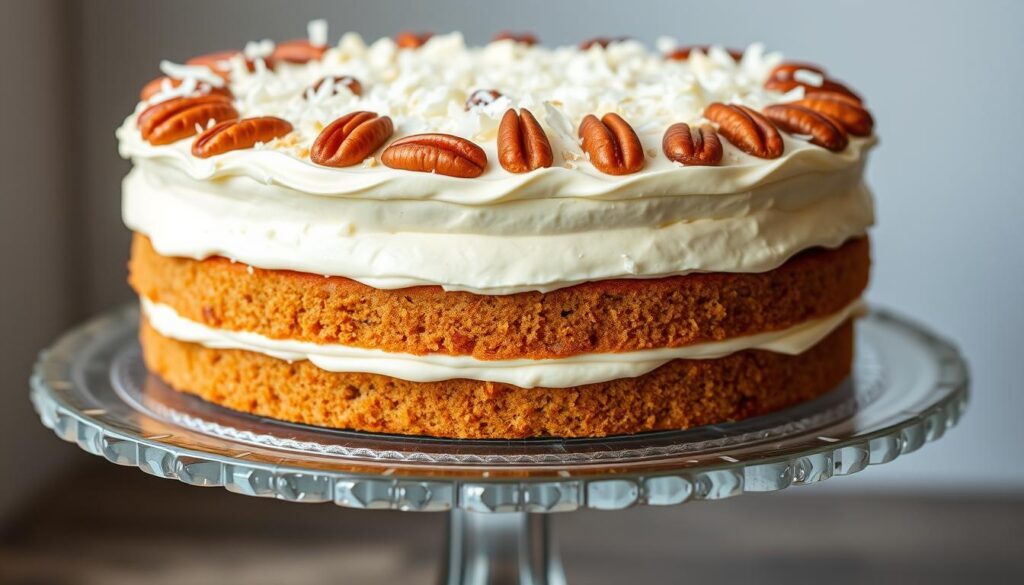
[118,22,876,293]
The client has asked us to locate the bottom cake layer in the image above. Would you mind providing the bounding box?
[139,318,854,439]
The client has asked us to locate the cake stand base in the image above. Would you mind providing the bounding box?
[443,511,564,585]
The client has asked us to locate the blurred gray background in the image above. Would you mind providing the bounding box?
[2,0,1022,524]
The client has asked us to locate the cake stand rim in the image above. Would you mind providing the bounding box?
[29,304,969,513]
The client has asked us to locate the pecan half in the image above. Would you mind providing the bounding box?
[309,75,363,97]
[139,76,232,101]
[192,116,293,158]
[271,39,328,64]
[665,45,743,61]
[795,95,874,137]
[187,50,273,77]
[395,31,433,49]
[498,108,553,173]
[578,113,644,175]
[492,31,538,45]
[762,104,848,152]
[465,89,502,110]
[661,123,723,166]
[768,61,826,81]
[704,103,784,159]
[764,77,862,104]
[310,111,394,168]
[579,37,629,50]
[381,134,487,178]
[137,95,239,145]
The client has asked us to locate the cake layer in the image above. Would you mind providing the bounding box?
[129,234,869,360]
[140,318,853,439]
[141,296,863,387]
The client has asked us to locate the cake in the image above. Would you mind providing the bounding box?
[119,21,876,439]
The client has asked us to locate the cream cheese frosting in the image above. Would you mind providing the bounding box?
[119,28,876,293]
[142,297,865,388]
[123,159,873,293]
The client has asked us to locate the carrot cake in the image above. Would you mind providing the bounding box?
[118,21,877,438]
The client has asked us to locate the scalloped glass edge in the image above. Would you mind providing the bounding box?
[30,306,969,513]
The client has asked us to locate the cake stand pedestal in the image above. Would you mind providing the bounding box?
[31,306,968,585]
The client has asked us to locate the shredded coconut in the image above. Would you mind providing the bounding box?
[308,19,328,47]
[793,69,825,87]
[159,60,224,87]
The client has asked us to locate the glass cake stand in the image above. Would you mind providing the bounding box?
[30,305,968,585]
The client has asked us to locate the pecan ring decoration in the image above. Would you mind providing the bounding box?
[137,95,239,146]
[662,123,723,166]
[310,111,394,168]
[578,113,644,175]
[498,108,553,173]
[704,103,784,159]
[381,134,488,178]
[192,117,293,158]
[763,104,848,152]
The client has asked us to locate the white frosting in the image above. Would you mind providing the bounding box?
[124,159,873,293]
[120,31,876,293]
[142,297,864,388]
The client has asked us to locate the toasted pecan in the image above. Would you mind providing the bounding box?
[192,116,293,158]
[492,31,538,45]
[665,45,743,61]
[395,31,433,49]
[498,108,553,173]
[662,123,723,166]
[381,134,487,178]
[578,113,645,175]
[271,39,328,64]
[465,89,502,110]
[764,77,863,104]
[795,95,874,137]
[579,37,629,50]
[768,61,826,81]
[704,103,784,159]
[763,104,848,151]
[310,111,394,168]
[137,95,239,145]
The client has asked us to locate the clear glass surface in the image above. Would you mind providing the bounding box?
[31,305,968,513]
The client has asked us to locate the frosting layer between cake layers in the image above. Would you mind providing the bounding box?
[142,297,864,388]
